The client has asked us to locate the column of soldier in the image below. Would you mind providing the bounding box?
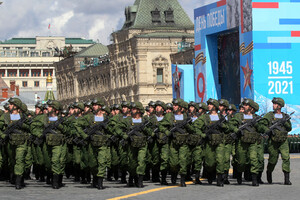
[0,96,292,190]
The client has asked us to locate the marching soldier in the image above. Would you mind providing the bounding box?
[0,98,29,189]
[229,98,261,186]
[43,100,67,189]
[257,97,292,185]
[195,98,227,186]
[116,102,151,188]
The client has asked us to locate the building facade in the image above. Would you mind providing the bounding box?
[56,0,194,106]
[0,36,94,102]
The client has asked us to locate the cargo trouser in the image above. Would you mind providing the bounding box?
[169,142,189,175]
[148,141,160,170]
[128,144,147,176]
[159,143,169,171]
[45,144,64,175]
[236,140,259,174]
[190,144,204,172]
[204,142,225,174]
[267,139,290,173]
[257,138,265,173]
[7,142,27,175]
[118,143,128,171]
[110,143,119,168]
[24,144,33,170]
[89,145,111,177]
[224,143,233,172]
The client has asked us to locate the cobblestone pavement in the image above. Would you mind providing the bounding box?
[0,154,299,200]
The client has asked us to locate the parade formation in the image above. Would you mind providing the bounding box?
[0,96,293,190]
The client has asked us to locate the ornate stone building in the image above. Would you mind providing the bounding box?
[56,0,194,105]
[0,37,94,103]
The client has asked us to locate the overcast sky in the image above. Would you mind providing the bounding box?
[0,0,217,45]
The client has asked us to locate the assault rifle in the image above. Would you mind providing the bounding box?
[205,115,227,138]
[231,114,264,140]
[120,119,151,146]
[147,127,159,143]
[267,111,294,136]
[163,117,192,141]
[43,116,66,135]
[84,118,109,136]
[4,114,27,137]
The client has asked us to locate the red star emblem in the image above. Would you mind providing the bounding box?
[173,65,182,98]
[241,59,253,92]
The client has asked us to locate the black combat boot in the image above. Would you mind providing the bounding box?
[46,172,53,185]
[251,174,259,186]
[10,173,16,184]
[195,171,202,185]
[86,170,91,183]
[24,168,31,180]
[232,166,237,179]
[180,175,186,187]
[216,174,224,187]
[21,176,25,187]
[207,172,213,185]
[223,171,230,185]
[185,165,193,181]
[144,167,150,181]
[52,174,60,189]
[59,174,65,187]
[161,170,168,185]
[171,172,177,184]
[266,170,272,184]
[257,172,264,184]
[33,164,39,180]
[134,175,139,187]
[80,169,87,184]
[15,175,22,190]
[97,177,104,190]
[92,175,98,188]
[113,168,119,181]
[244,166,252,181]
[107,168,113,181]
[237,172,242,185]
[74,164,80,182]
[138,175,144,188]
[39,166,45,182]
[152,167,160,183]
[120,170,127,184]
[127,175,134,187]
[284,172,292,185]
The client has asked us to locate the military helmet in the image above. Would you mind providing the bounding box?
[20,103,28,113]
[4,103,9,110]
[121,101,130,108]
[239,103,243,109]
[68,103,75,109]
[102,105,111,114]
[148,101,156,107]
[242,98,256,109]
[92,98,105,106]
[61,109,69,116]
[272,97,285,107]
[35,102,43,109]
[182,101,189,110]
[155,100,167,110]
[113,104,122,111]
[207,98,219,108]
[219,99,229,108]
[166,103,173,110]
[8,97,22,109]
[73,102,85,111]
[188,101,199,110]
[145,106,150,112]
[198,102,208,111]
[47,100,61,110]
[172,98,184,107]
[252,102,259,112]
[28,110,35,117]
[228,104,237,111]
[131,101,144,113]
[84,100,93,108]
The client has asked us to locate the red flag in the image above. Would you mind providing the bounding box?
[48,24,51,29]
